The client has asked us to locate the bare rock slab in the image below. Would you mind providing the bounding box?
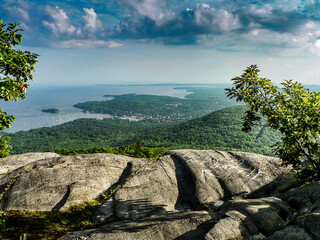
[93,149,291,224]
[93,156,179,223]
[0,153,148,211]
[0,152,60,174]
[168,150,292,206]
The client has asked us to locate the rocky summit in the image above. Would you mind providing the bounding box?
[1,150,319,240]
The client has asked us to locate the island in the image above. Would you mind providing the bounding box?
[41,108,59,114]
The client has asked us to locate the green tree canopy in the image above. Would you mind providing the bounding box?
[226,65,320,181]
[0,20,38,157]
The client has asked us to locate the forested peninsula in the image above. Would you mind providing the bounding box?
[73,87,235,122]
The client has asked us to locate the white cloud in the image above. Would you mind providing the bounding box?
[314,39,320,48]
[294,21,320,56]
[54,39,124,48]
[241,28,311,54]
[43,6,82,36]
[82,8,102,32]
[237,19,320,56]
[247,4,274,18]
[40,6,116,48]
[121,0,173,22]
[305,21,317,29]
[310,39,320,56]
[4,5,31,23]
[195,4,241,31]
[17,7,30,21]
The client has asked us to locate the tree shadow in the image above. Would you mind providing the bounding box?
[94,203,214,235]
[51,184,72,213]
[103,161,133,198]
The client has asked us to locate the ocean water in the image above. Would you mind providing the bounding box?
[1,85,190,133]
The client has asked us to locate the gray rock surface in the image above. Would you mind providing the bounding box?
[0,152,60,174]
[93,156,179,223]
[93,150,292,224]
[0,153,148,211]
[168,150,292,202]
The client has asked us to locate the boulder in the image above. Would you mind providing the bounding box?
[205,210,254,240]
[205,197,292,240]
[267,226,313,240]
[0,152,60,174]
[295,213,320,239]
[281,181,320,211]
[0,153,148,211]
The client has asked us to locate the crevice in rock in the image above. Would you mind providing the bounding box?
[157,160,175,185]
[227,151,257,171]
[214,150,228,159]
[171,154,200,210]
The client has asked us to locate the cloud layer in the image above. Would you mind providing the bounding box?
[1,0,320,54]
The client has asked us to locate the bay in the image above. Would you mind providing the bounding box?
[1,85,189,133]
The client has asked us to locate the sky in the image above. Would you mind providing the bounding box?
[2,0,320,86]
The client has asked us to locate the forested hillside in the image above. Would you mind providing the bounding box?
[139,106,281,154]
[5,106,280,155]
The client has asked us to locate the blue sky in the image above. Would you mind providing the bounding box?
[2,0,320,85]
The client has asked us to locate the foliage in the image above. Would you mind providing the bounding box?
[53,143,167,159]
[5,106,281,156]
[0,20,38,157]
[226,65,320,181]
[0,202,99,239]
[0,135,11,158]
[0,212,6,232]
[133,137,143,158]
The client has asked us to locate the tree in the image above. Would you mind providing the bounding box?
[133,137,144,158]
[226,65,320,181]
[0,20,38,157]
